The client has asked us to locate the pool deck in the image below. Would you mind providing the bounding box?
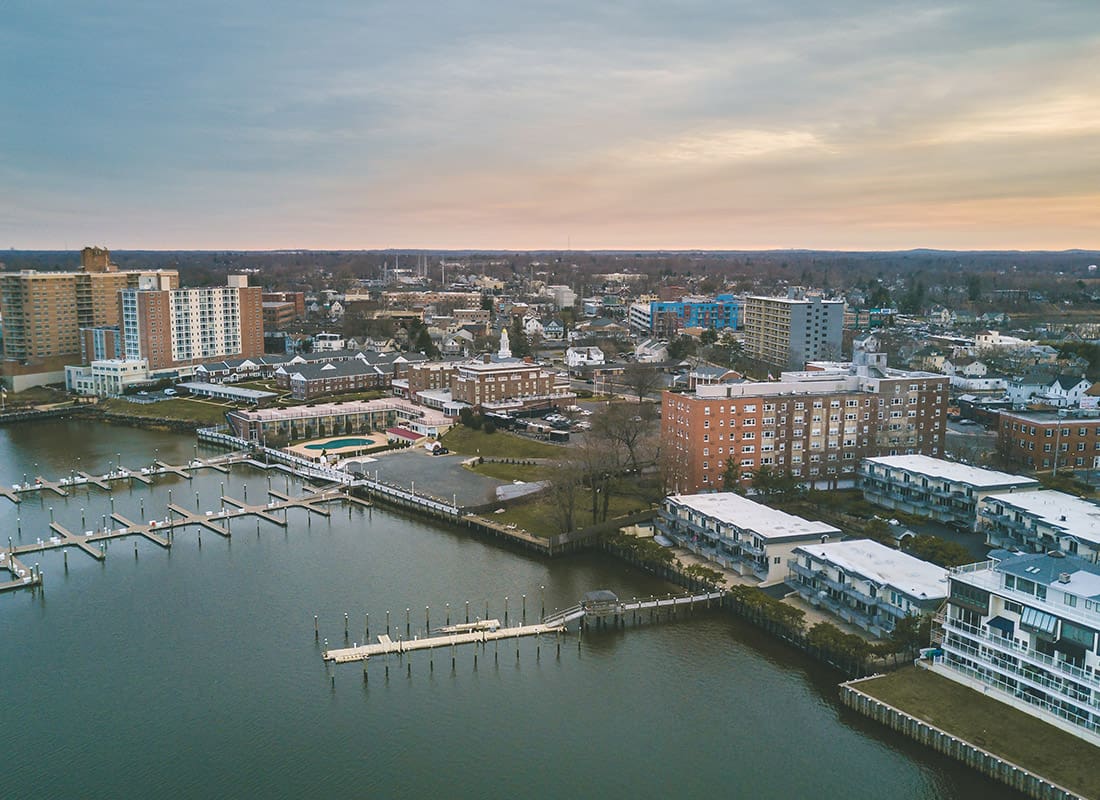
[285,436,385,461]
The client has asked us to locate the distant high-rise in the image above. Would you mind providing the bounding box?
[0,247,178,390]
[743,294,844,369]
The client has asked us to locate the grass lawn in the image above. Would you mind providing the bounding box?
[856,667,1100,798]
[100,398,233,426]
[469,461,550,482]
[442,426,563,459]
[495,490,652,538]
[4,386,72,407]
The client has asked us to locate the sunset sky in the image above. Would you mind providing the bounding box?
[2,1,1098,251]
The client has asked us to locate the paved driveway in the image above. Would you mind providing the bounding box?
[364,448,505,507]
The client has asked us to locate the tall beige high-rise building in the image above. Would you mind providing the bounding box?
[0,247,178,390]
[743,294,845,370]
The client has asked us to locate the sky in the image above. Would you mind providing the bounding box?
[2,1,1098,251]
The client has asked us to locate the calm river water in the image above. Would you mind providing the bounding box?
[0,420,1018,799]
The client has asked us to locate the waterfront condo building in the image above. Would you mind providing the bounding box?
[120,275,263,370]
[788,539,948,638]
[861,455,1039,530]
[743,294,844,369]
[997,409,1100,473]
[658,492,840,584]
[0,246,178,390]
[932,550,1100,745]
[661,345,948,493]
[978,489,1100,563]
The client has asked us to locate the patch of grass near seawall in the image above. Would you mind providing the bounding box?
[856,667,1100,799]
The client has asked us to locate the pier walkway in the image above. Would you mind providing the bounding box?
[325,620,567,663]
[323,590,726,664]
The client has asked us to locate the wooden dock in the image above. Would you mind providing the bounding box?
[0,484,365,593]
[324,620,566,664]
[0,452,253,505]
[323,590,727,665]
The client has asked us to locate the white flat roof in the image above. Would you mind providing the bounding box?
[795,539,948,600]
[864,455,1038,489]
[983,489,1100,544]
[668,492,839,540]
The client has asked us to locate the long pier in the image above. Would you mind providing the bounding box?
[322,590,725,664]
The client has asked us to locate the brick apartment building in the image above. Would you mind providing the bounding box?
[997,409,1100,473]
[261,291,306,329]
[662,345,948,493]
[120,275,263,370]
[0,246,178,389]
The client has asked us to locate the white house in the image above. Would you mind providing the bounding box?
[565,346,605,369]
[543,319,565,341]
[635,338,669,363]
[522,315,545,339]
[1036,375,1092,409]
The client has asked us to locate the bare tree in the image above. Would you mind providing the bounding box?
[620,361,663,403]
[590,403,658,473]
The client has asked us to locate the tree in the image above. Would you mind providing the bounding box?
[508,317,530,357]
[722,457,744,493]
[480,293,494,311]
[621,362,662,403]
[902,535,972,567]
[966,274,982,303]
[414,326,439,358]
[666,336,696,361]
[699,327,718,346]
[590,403,658,473]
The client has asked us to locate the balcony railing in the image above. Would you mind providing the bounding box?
[941,634,1097,710]
[936,657,1100,736]
[942,616,1100,691]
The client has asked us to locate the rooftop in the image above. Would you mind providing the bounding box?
[176,382,276,401]
[667,492,839,540]
[864,455,1039,489]
[987,550,1100,601]
[794,539,948,600]
[228,397,449,426]
[983,490,1100,544]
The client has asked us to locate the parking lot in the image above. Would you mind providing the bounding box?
[365,447,507,507]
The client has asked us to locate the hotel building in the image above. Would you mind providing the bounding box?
[0,247,178,389]
[120,274,263,370]
[742,294,844,369]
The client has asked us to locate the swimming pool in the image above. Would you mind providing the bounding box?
[302,437,376,450]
